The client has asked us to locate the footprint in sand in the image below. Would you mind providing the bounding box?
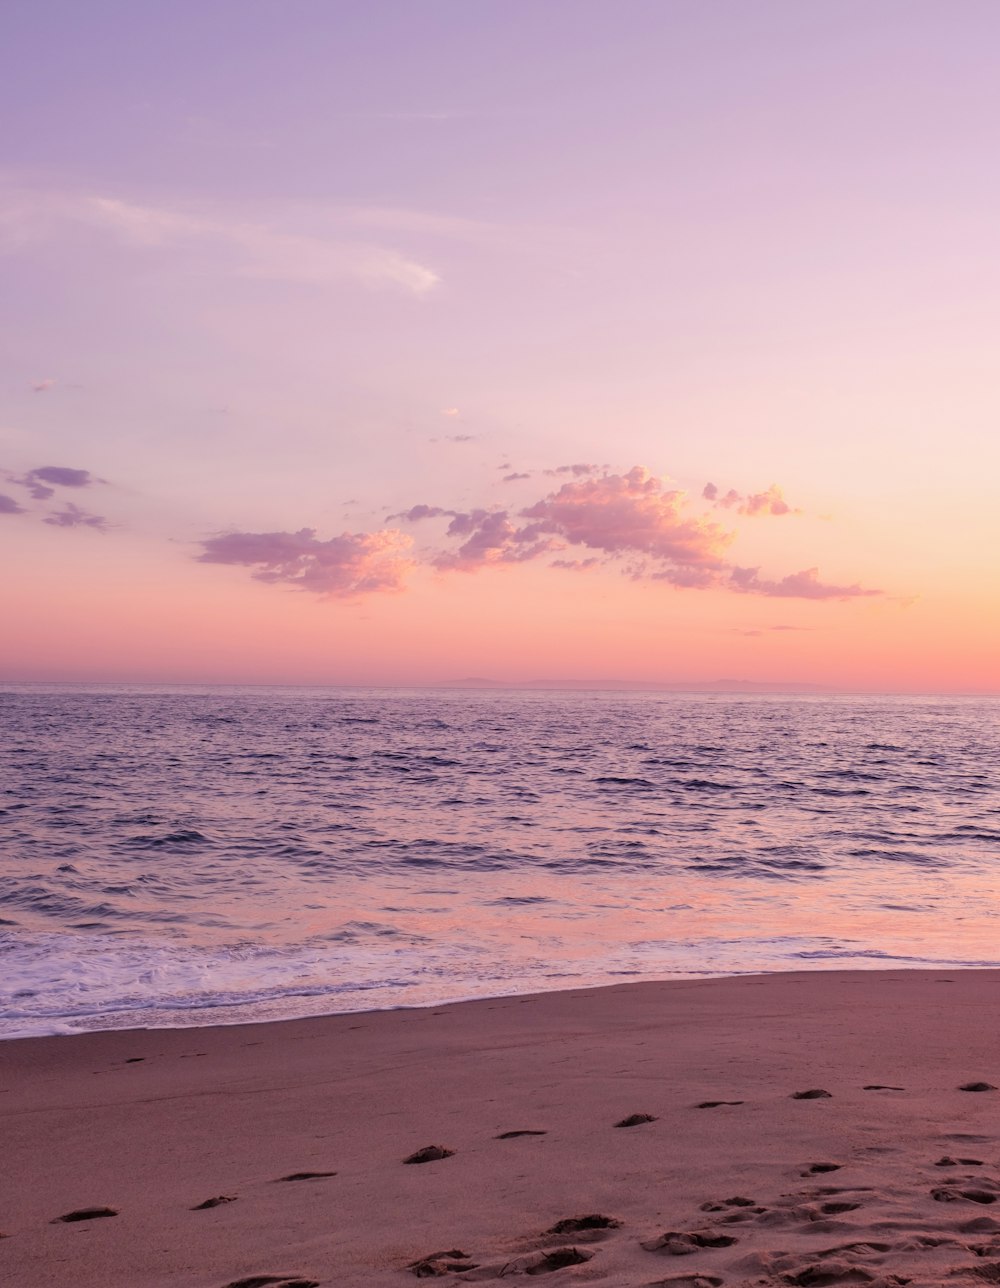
[644,1272,721,1282]
[700,1196,756,1212]
[547,1215,620,1234]
[931,1187,997,1204]
[499,1247,592,1275]
[495,1130,547,1139]
[615,1113,657,1127]
[959,1081,997,1092]
[192,1195,237,1209]
[645,1276,722,1288]
[404,1145,454,1164]
[641,1229,738,1255]
[862,1084,904,1091]
[407,1248,478,1276]
[791,1089,832,1100]
[783,1262,903,1286]
[222,1278,319,1288]
[464,1247,594,1278]
[934,1156,984,1167]
[695,1100,744,1109]
[51,1207,118,1223]
[803,1163,842,1175]
[272,1171,336,1182]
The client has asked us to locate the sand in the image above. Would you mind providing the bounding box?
[2,970,1000,1287]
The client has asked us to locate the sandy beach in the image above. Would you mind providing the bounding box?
[2,970,1000,1287]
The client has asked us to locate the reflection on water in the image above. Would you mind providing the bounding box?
[0,685,998,1036]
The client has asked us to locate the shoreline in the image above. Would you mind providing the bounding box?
[3,968,1000,1285]
[8,957,1000,1044]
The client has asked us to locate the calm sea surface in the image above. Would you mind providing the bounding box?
[1,685,998,1038]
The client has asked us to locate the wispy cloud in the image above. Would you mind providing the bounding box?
[0,186,440,295]
[88,196,439,294]
[43,503,109,531]
[728,566,878,600]
[543,463,602,478]
[0,492,25,515]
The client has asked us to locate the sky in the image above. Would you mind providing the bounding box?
[2,0,999,692]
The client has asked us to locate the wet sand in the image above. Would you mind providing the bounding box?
[2,970,1000,1287]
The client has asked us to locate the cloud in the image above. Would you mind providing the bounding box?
[0,187,439,295]
[418,465,876,599]
[441,407,460,417]
[433,509,555,571]
[195,464,877,603]
[446,434,476,443]
[543,463,601,477]
[1,462,110,528]
[197,527,414,596]
[523,466,731,573]
[704,481,797,516]
[31,465,92,488]
[91,195,440,294]
[387,504,454,523]
[728,566,879,600]
[0,492,25,514]
[31,379,55,393]
[43,503,108,531]
[551,557,601,571]
[502,472,532,482]
[11,464,96,500]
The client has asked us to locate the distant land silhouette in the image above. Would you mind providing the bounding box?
[447,677,834,694]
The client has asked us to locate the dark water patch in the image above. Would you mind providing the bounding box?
[594,776,655,787]
[125,829,211,847]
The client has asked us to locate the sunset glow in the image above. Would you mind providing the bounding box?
[3,1,999,692]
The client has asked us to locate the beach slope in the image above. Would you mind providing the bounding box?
[2,970,1000,1286]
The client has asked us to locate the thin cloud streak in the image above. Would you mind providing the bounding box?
[0,185,440,295]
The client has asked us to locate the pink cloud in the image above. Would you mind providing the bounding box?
[728,566,879,600]
[194,463,876,603]
[543,462,601,477]
[704,481,797,516]
[434,510,554,570]
[551,557,601,571]
[197,527,413,596]
[502,472,531,482]
[523,466,731,572]
[0,493,25,515]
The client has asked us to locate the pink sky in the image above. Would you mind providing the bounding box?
[2,1,999,691]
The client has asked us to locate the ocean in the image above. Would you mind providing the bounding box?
[1,685,998,1039]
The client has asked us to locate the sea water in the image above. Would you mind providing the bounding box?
[1,685,998,1038]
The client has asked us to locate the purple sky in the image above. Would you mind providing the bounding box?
[3,2,999,688]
